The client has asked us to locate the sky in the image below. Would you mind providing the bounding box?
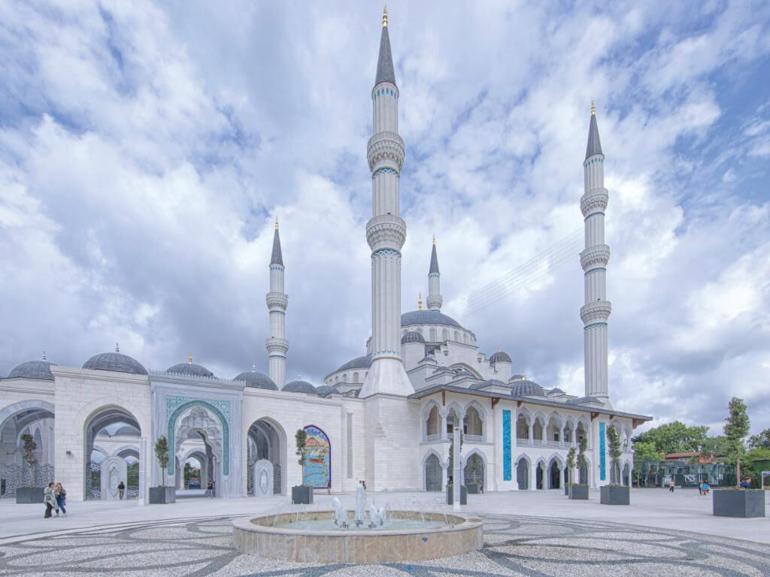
[0,0,769,434]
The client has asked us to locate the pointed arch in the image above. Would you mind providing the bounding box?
[448,363,483,379]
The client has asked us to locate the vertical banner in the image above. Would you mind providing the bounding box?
[503,410,512,481]
[303,425,331,488]
[599,422,606,481]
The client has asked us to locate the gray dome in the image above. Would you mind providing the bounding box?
[548,387,565,395]
[83,352,148,375]
[166,362,214,378]
[470,378,505,390]
[401,331,425,344]
[401,310,463,330]
[8,360,56,381]
[234,370,277,390]
[489,351,512,363]
[316,385,334,397]
[510,379,545,397]
[283,380,318,395]
[335,354,373,372]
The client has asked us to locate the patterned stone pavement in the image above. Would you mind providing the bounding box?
[0,514,768,577]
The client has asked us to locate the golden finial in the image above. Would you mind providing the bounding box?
[274,217,279,230]
[432,234,436,246]
[188,353,193,364]
[42,351,47,361]
[591,101,596,116]
[382,5,388,27]
[417,292,423,310]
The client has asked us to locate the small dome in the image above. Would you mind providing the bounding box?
[470,378,505,390]
[316,385,334,397]
[166,362,214,378]
[489,351,512,363]
[83,352,148,375]
[234,370,277,390]
[510,379,544,397]
[283,380,318,395]
[401,331,425,344]
[7,360,56,381]
[548,387,565,395]
[335,354,373,372]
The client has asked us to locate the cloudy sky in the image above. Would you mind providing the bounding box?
[1,1,769,433]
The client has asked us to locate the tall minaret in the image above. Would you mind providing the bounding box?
[360,7,413,398]
[580,103,612,405]
[266,220,288,387]
[426,237,442,311]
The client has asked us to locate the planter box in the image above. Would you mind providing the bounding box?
[569,484,589,500]
[292,485,313,504]
[15,487,44,504]
[149,486,176,504]
[466,483,480,494]
[713,489,765,518]
[601,484,630,505]
[446,485,468,505]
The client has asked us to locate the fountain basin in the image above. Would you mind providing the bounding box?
[232,510,483,564]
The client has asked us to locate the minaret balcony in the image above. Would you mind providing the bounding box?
[366,214,406,251]
[580,301,612,324]
[580,189,609,217]
[580,244,610,271]
[265,338,289,355]
[367,131,405,171]
[265,292,288,310]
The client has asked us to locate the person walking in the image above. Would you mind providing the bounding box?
[206,480,213,497]
[668,479,675,493]
[118,481,125,500]
[55,482,67,516]
[43,482,58,518]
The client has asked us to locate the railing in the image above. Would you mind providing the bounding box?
[464,434,484,443]
[424,434,442,443]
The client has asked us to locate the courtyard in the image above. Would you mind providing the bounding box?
[0,489,768,576]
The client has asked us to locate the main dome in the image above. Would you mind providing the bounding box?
[401,310,463,329]
[7,360,56,381]
[166,362,214,378]
[510,379,545,397]
[283,380,318,395]
[234,370,277,390]
[83,352,148,375]
[489,351,512,363]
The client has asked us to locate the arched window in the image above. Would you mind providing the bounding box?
[516,414,530,440]
[442,328,448,341]
[533,418,544,442]
[547,416,561,442]
[342,373,348,383]
[430,328,437,341]
[454,331,459,341]
[516,458,529,490]
[425,454,442,491]
[464,453,485,491]
[463,406,483,438]
[425,406,440,439]
[353,372,359,382]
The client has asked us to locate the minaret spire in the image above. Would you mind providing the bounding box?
[360,8,412,399]
[580,105,611,405]
[266,219,288,387]
[427,238,442,310]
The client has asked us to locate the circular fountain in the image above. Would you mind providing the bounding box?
[232,509,483,563]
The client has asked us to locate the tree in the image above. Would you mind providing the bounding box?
[577,436,588,484]
[700,435,731,457]
[566,447,576,496]
[295,429,307,468]
[632,421,709,455]
[748,428,770,450]
[154,436,169,487]
[632,441,662,487]
[723,397,750,487]
[607,425,622,484]
[20,433,37,487]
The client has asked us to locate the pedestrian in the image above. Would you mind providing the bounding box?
[118,481,125,500]
[43,482,58,518]
[668,479,675,493]
[210,480,215,497]
[55,482,67,516]
[703,481,710,495]
[206,480,213,497]
[698,481,704,496]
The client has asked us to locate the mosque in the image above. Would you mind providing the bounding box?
[0,10,650,502]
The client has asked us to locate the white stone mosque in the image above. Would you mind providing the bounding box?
[0,9,650,502]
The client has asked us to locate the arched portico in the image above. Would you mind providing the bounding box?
[423,451,443,491]
[515,455,530,490]
[0,400,55,497]
[247,417,286,496]
[463,450,485,491]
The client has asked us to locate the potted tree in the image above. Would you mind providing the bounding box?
[446,431,467,505]
[292,429,313,504]
[601,425,630,505]
[570,437,589,499]
[713,398,765,517]
[149,435,176,504]
[564,447,576,496]
[15,433,43,503]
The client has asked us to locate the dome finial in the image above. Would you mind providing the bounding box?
[432,234,436,246]
[417,292,423,310]
[591,100,596,116]
[188,353,193,364]
[274,216,279,230]
[382,5,388,27]
[42,351,47,361]
[115,342,120,353]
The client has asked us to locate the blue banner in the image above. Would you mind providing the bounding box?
[599,422,606,481]
[503,410,511,481]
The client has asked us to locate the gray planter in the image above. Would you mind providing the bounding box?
[569,484,589,500]
[292,485,313,504]
[713,489,765,518]
[149,486,176,504]
[446,485,467,505]
[466,483,480,494]
[600,484,630,505]
[15,487,44,504]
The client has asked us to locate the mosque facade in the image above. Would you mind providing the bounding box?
[0,11,650,502]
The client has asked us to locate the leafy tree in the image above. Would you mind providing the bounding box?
[20,433,37,487]
[577,436,588,484]
[295,429,307,467]
[700,435,731,457]
[632,421,709,455]
[607,425,622,484]
[566,447,576,496]
[154,436,169,486]
[723,397,750,487]
[748,428,770,450]
[632,441,661,486]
